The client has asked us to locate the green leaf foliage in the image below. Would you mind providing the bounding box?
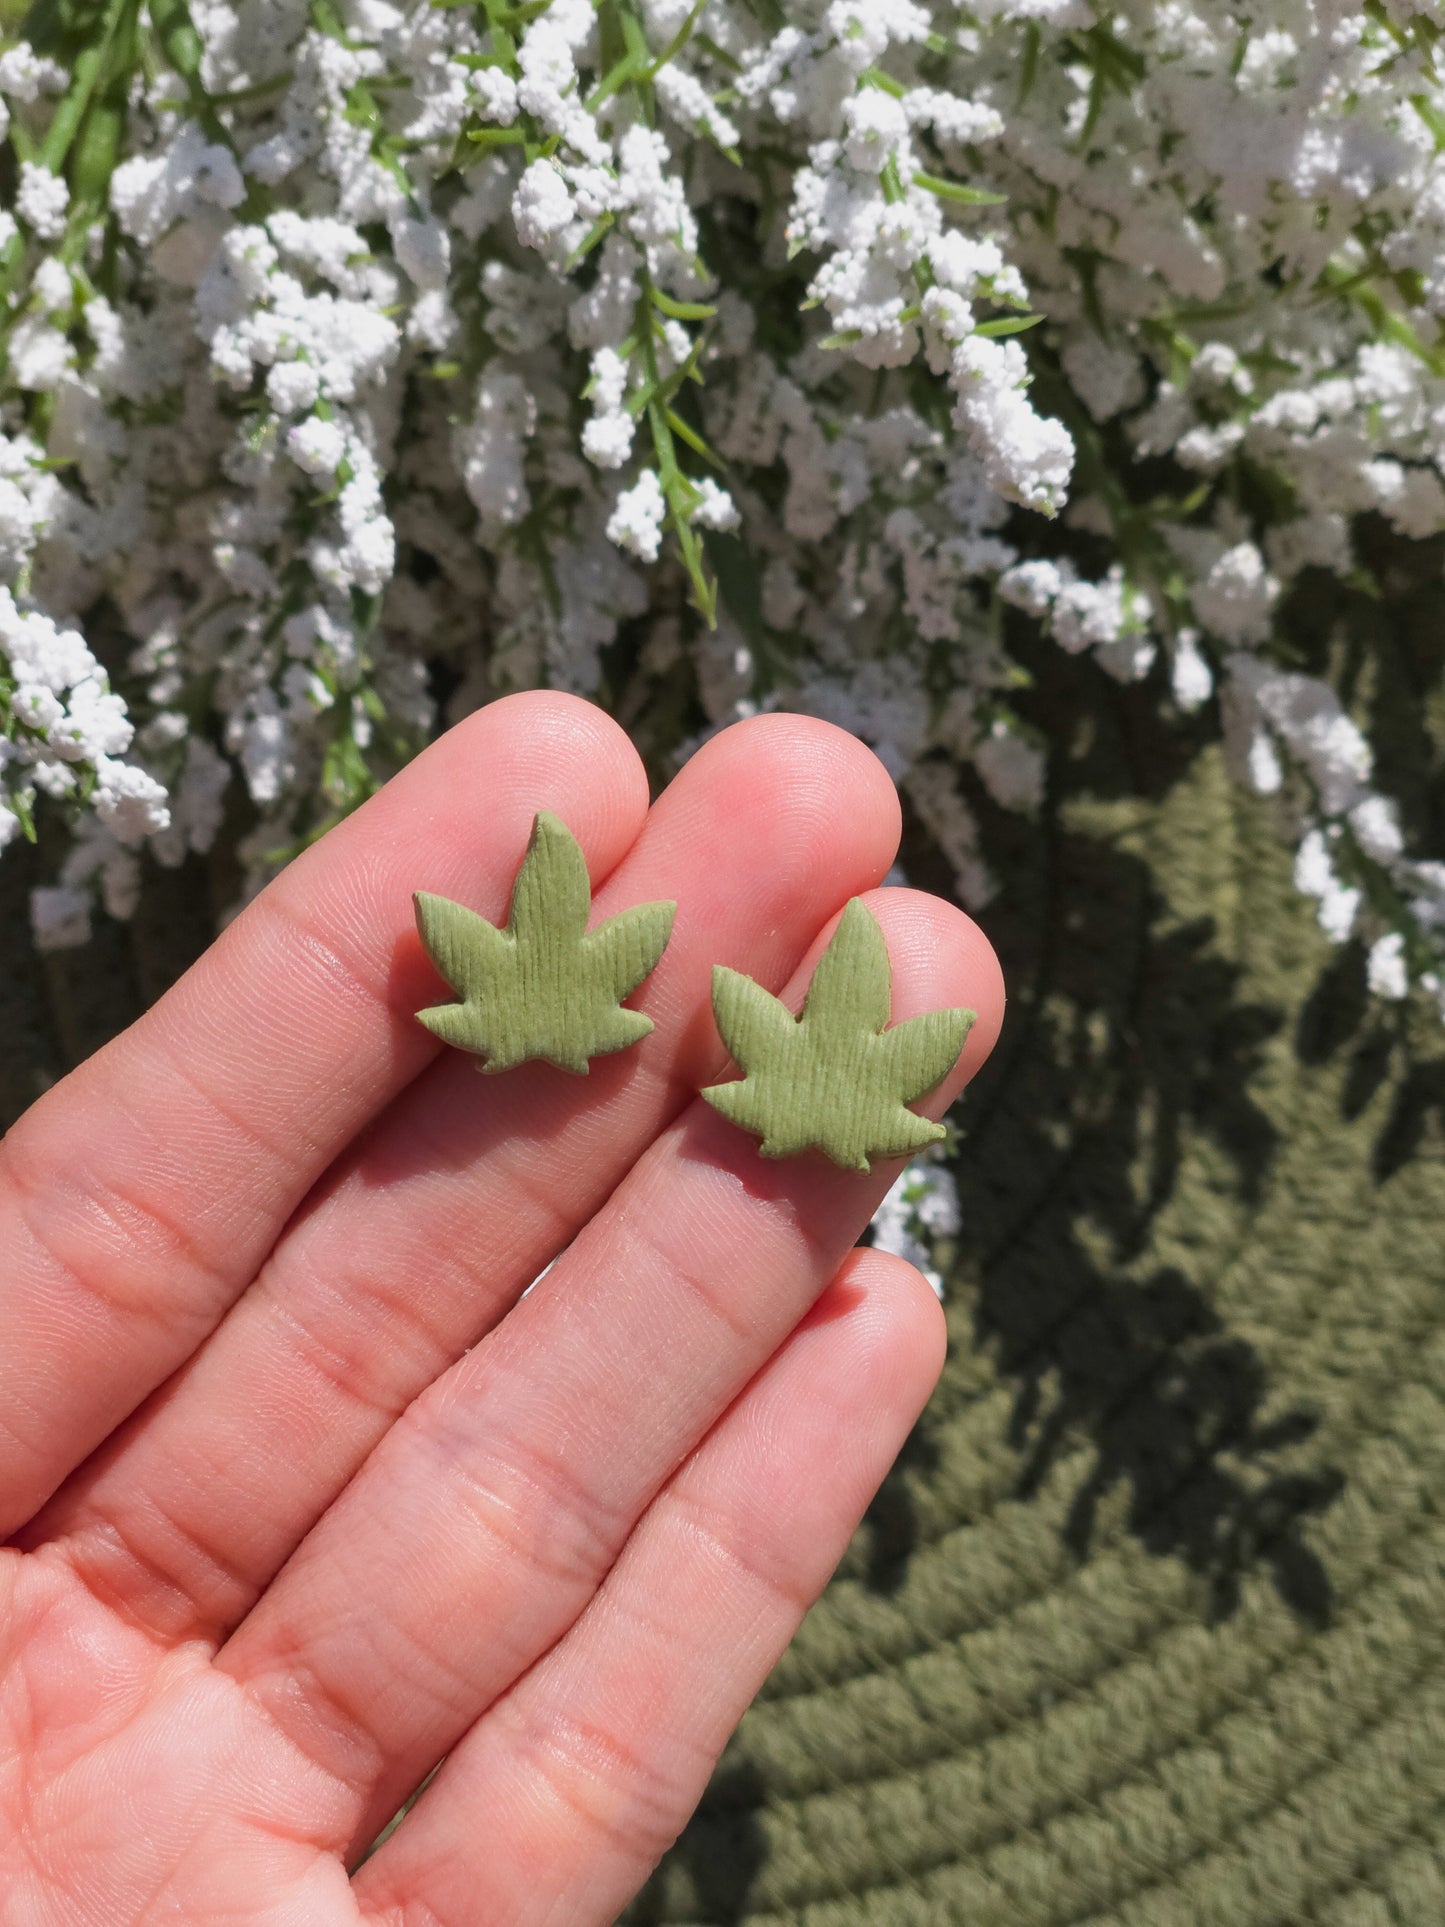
[702,898,975,1172]
[414,810,676,1074]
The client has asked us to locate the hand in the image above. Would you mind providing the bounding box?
[0,697,1002,1925]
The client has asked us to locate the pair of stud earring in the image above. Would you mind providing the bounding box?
[414,810,975,1175]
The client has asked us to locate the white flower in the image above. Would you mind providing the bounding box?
[31,886,93,952]
[975,722,1044,809]
[582,411,636,469]
[1062,334,1145,422]
[332,459,395,594]
[1,596,95,692]
[513,160,576,252]
[934,320,1074,512]
[267,359,322,415]
[1192,543,1279,647]
[871,1154,962,1296]
[0,41,64,103]
[471,66,519,125]
[691,480,740,531]
[1232,658,1373,817]
[52,677,133,761]
[826,0,931,72]
[906,87,1005,147]
[8,318,71,392]
[616,125,695,256]
[287,415,349,476]
[655,64,740,150]
[455,367,537,526]
[1294,828,1359,943]
[1367,932,1409,1000]
[516,17,576,131]
[0,0,1433,1014]
[16,162,69,240]
[152,738,229,863]
[391,213,451,291]
[32,256,73,312]
[1350,795,1404,864]
[94,757,170,842]
[998,557,1064,617]
[110,124,244,247]
[842,90,907,173]
[1171,631,1214,710]
[607,469,667,562]
[907,761,994,907]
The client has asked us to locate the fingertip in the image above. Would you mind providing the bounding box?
[732,1245,947,1518]
[683,712,904,899]
[436,691,653,864]
[824,1245,949,1415]
[469,686,638,754]
[860,885,1005,1088]
[722,710,903,821]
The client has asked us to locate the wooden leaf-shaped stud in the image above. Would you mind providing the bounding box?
[414,811,676,1074]
[702,897,975,1173]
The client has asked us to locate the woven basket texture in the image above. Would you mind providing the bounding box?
[4,622,1444,1927]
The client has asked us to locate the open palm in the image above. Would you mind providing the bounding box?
[0,695,1002,1925]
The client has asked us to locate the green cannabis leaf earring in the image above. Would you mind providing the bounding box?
[702,898,975,1173]
[414,811,675,1074]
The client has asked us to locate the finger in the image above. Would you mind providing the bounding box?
[354,1247,945,1927]
[218,886,1003,1854]
[0,693,650,1535]
[32,718,905,1647]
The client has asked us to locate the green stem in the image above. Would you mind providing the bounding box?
[646,0,708,77]
[479,0,518,67]
[1,0,141,324]
[148,0,235,142]
[38,0,131,172]
[638,274,716,625]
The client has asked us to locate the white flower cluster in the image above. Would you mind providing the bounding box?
[871,1145,963,1297]
[999,556,1155,683]
[0,588,168,892]
[1225,653,1445,1012]
[0,0,1442,1022]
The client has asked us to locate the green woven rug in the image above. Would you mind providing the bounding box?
[5,658,1444,1925]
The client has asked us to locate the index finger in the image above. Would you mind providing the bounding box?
[0,693,651,1535]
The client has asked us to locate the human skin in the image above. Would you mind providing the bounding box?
[0,693,1004,1925]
